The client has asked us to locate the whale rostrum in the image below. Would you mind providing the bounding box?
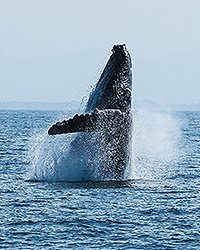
[48,44,132,179]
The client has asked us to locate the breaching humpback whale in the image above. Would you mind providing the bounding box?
[48,44,132,180]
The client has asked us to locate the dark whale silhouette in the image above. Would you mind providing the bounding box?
[48,44,132,180]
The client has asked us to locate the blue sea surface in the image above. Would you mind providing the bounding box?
[0,110,199,249]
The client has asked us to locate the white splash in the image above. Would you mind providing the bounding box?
[130,108,181,180]
[27,108,181,182]
[28,133,71,181]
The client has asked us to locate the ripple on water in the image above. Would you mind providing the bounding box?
[0,110,199,249]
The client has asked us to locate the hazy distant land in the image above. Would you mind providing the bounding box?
[135,100,200,111]
[0,101,80,111]
[0,101,199,111]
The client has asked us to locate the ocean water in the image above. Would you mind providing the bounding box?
[0,109,199,249]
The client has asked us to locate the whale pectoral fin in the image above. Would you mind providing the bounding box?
[48,109,125,135]
[48,112,98,135]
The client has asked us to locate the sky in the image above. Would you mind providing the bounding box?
[0,0,199,105]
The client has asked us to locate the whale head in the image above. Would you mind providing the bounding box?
[86,44,132,113]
